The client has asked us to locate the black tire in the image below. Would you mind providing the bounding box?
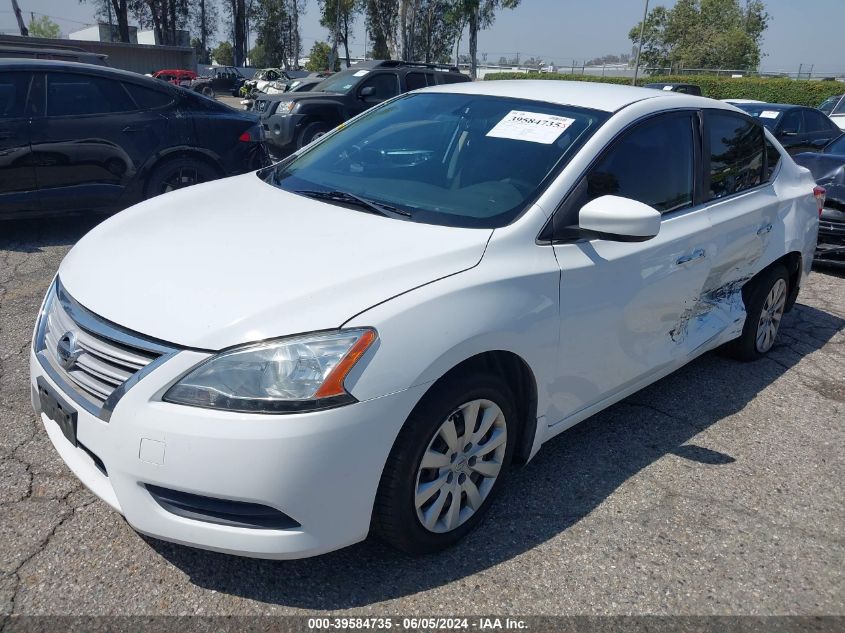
[200,85,215,99]
[145,157,218,199]
[373,371,517,555]
[725,264,790,361]
[297,121,333,149]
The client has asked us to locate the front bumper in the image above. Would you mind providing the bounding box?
[31,346,426,559]
[262,112,303,156]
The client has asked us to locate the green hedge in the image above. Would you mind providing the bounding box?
[482,72,844,108]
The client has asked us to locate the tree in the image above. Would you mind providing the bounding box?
[212,40,234,65]
[628,0,770,73]
[453,0,520,79]
[250,0,290,66]
[129,0,191,46]
[190,0,219,64]
[365,0,399,59]
[28,15,61,38]
[82,0,131,42]
[306,40,337,71]
[319,0,358,68]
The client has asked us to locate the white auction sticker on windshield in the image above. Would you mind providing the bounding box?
[486,110,575,144]
[759,110,781,119]
[353,70,369,77]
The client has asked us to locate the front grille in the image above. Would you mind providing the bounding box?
[35,281,179,421]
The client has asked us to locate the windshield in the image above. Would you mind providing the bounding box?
[735,104,783,130]
[833,96,845,116]
[311,69,368,94]
[818,95,841,115]
[263,92,607,228]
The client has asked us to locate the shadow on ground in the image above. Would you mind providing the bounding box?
[149,300,844,609]
[0,216,106,253]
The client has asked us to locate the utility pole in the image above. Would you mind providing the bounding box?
[632,0,649,86]
[10,0,28,36]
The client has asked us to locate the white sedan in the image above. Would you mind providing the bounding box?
[31,80,820,559]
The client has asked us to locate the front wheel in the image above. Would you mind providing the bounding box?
[726,264,790,361]
[373,372,516,554]
[297,122,333,149]
[200,85,215,99]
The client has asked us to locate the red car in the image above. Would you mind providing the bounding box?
[152,69,197,88]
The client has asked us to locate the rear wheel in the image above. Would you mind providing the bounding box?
[200,85,215,99]
[726,264,790,361]
[373,372,516,554]
[145,157,218,198]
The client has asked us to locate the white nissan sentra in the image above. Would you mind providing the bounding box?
[31,81,821,559]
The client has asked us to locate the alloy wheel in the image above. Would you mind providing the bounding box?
[161,167,204,194]
[414,399,507,533]
[755,277,787,353]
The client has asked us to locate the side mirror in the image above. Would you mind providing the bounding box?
[359,86,376,99]
[578,195,661,242]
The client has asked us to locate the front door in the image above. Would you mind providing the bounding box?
[0,71,39,217]
[549,111,714,425]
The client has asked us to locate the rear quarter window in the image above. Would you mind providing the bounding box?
[124,82,174,109]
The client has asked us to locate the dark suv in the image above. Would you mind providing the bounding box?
[256,60,470,156]
[0,59,267,220]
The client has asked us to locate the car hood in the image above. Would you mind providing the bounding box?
[59,174,492,350]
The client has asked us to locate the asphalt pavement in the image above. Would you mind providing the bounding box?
[0,215,842,616]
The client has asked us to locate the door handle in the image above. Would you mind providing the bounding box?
[122,125,145,133]
[757,223,773,236]
[676,249,706,266]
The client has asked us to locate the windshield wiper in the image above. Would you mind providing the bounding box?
[295,189,411,218]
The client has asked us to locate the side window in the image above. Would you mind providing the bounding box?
[779,109,802,135]
[584,113,695,213]
[123,82,173,109]
[359,73,400,102]
[705,111,764,200]
[0,72,30,119]
[764,136,781,181]
[405,72,430,91]
[804,109,837,134]
[46,73,136,116]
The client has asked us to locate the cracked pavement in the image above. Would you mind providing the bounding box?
[0,216,842,617]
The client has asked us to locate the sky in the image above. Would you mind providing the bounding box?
[1,0,843,74]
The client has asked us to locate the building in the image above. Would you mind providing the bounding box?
[137,29,190,48]
[69,23,139,44]
[0,34,196,74]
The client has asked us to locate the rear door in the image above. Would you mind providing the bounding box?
[702,109,780,341]
[31,71,174,213]
[0,71,39,217]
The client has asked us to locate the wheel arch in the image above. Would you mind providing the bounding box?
[747,250,802,312]
[403,350,539,465]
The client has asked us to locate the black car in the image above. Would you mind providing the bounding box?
[257,60,470,156]
[0,59,267,220]
[733,103,842,155]
[192,66,246,98]
[643,82,702,95]
[793,135,845,267]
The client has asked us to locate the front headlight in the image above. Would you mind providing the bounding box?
[164,328,376,413]
[273,100,295,115]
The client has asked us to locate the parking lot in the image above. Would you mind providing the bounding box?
[0,215,841,616]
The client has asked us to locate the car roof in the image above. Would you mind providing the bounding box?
[421,79,722,113]
[0,58,151,81]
